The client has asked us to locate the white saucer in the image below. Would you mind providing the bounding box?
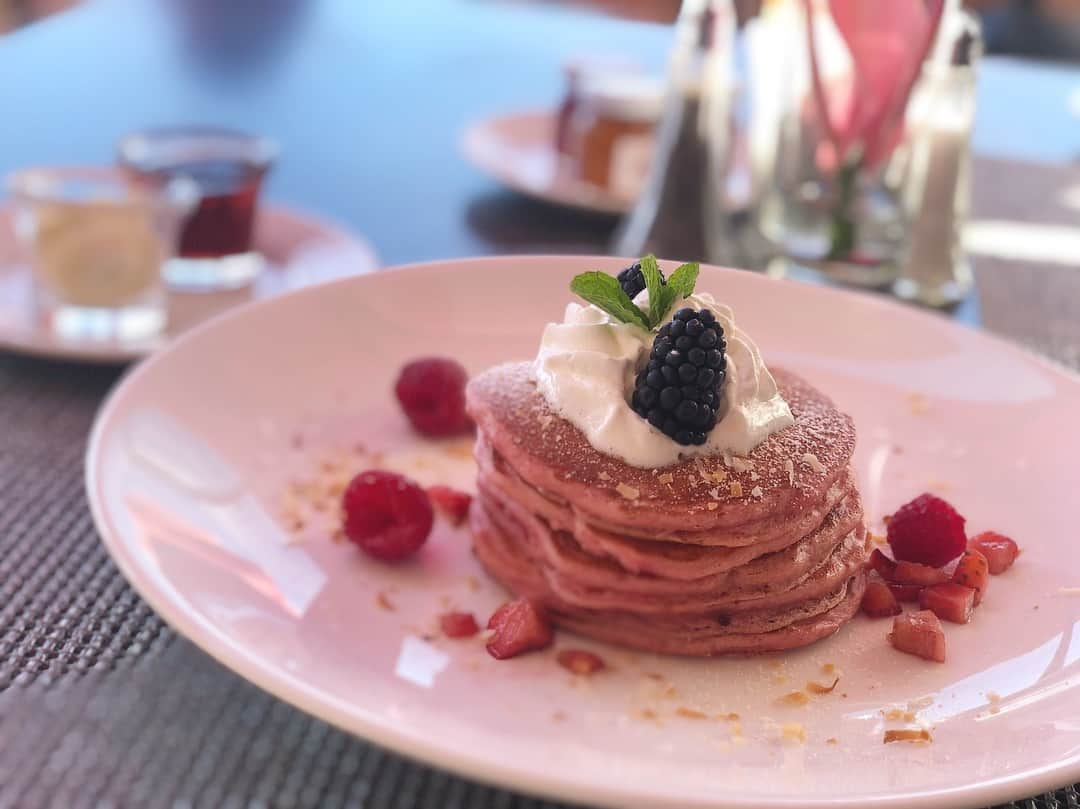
[0,205,379,363]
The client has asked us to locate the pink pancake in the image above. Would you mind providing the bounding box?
[466,361,869,656]
[477,436,858,578]
[466,363,856,535]
[476,476,863,598]
[471,502,867,656]
[475,487,868,615]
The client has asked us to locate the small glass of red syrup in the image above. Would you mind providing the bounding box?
[118,127,277,290]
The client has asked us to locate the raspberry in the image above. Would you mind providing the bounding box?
[394,357,471,437]
[342,470,433,561]
[631,308,726,446]
[426,485,472,527]
[886,493,967,568]
[617,260,665,299]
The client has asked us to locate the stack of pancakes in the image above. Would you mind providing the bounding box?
[466,362,869,656]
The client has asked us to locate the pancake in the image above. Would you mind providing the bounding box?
[465,360,869,656]
[477,435,858,577]
[474,486,868,614]
[476,475,864,597]
[471,502,867,656]
[466,363,856,534]
[550,574,867,656]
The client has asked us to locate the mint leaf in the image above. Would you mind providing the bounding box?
[639,255,668,329]
[651,282,681,327]
[570,272,649,329]
[666,262,700,299]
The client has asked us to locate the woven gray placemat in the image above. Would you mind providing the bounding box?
[0,329,1077,809]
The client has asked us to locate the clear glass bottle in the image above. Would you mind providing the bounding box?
[612,0,735,263]
[892,10,982,307]
[754,0,928,288]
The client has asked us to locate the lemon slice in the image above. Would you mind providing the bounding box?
[33,201,162,307]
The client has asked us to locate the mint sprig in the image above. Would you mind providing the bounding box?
[666,261,700,300]
[639,255,671,328]
[569,272,650,330]
[569,257,701,331]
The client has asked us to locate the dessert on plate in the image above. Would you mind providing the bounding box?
[466,257,870,656]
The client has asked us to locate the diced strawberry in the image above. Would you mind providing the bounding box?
[486,599,553,660]
[556,649,606,675]
[427,486,473,527]
[951,549,989,605]
[869,548,897,579]
[894,560,950,586]
[439,611,479,638]
[889,610,947,663]
[870,549,948,586]
[888,583,923,603]
[969,532,1020,575]
[919,583,976,624]
[861,580,902,617]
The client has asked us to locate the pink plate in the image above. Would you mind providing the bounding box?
[462,110,639,215]
[0,205,378,363]
[86,256,1080,809]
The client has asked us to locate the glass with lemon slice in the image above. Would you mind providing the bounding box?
[7,166,196,344]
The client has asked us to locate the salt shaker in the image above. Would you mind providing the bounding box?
[892,10,982,307]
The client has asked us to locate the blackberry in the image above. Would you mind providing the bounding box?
[617,260,666,300]
[630,308,727,446]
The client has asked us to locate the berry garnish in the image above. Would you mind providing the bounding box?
[631,307,726,446]
[919,583,976,624]
[486,599,553,659]
[394,357,472,437]
[440,611,480,638]
[968,531,1020,574]
[861,580,902,618]
[886,493,967,568]
[617,260,665,300]
[427,485,472,527]
[889,610,946,663]
[570,255,700,331]
[951,548,989,604]
[342,470,434,561]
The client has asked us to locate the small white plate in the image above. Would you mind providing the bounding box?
[0,205,378,363]
[462,110,638,215]
[87,256,1080,809]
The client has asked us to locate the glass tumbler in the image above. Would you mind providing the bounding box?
[118,127,277,291]
[6,166,196,343]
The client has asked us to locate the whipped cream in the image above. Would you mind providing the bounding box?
[533,291,793,468]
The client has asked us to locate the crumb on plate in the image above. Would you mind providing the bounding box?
[884,728,932,744]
